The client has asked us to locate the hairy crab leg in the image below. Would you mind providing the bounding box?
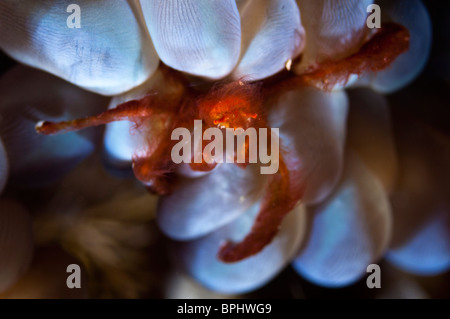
[270,22,410,94]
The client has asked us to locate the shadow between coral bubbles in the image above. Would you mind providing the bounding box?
[0,0,448,299]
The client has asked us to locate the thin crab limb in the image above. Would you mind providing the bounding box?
[218,152,304,263]
[35,94,160,135]
[274,22,410,93]
[195,80,307,262]
[132,153,177,195]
